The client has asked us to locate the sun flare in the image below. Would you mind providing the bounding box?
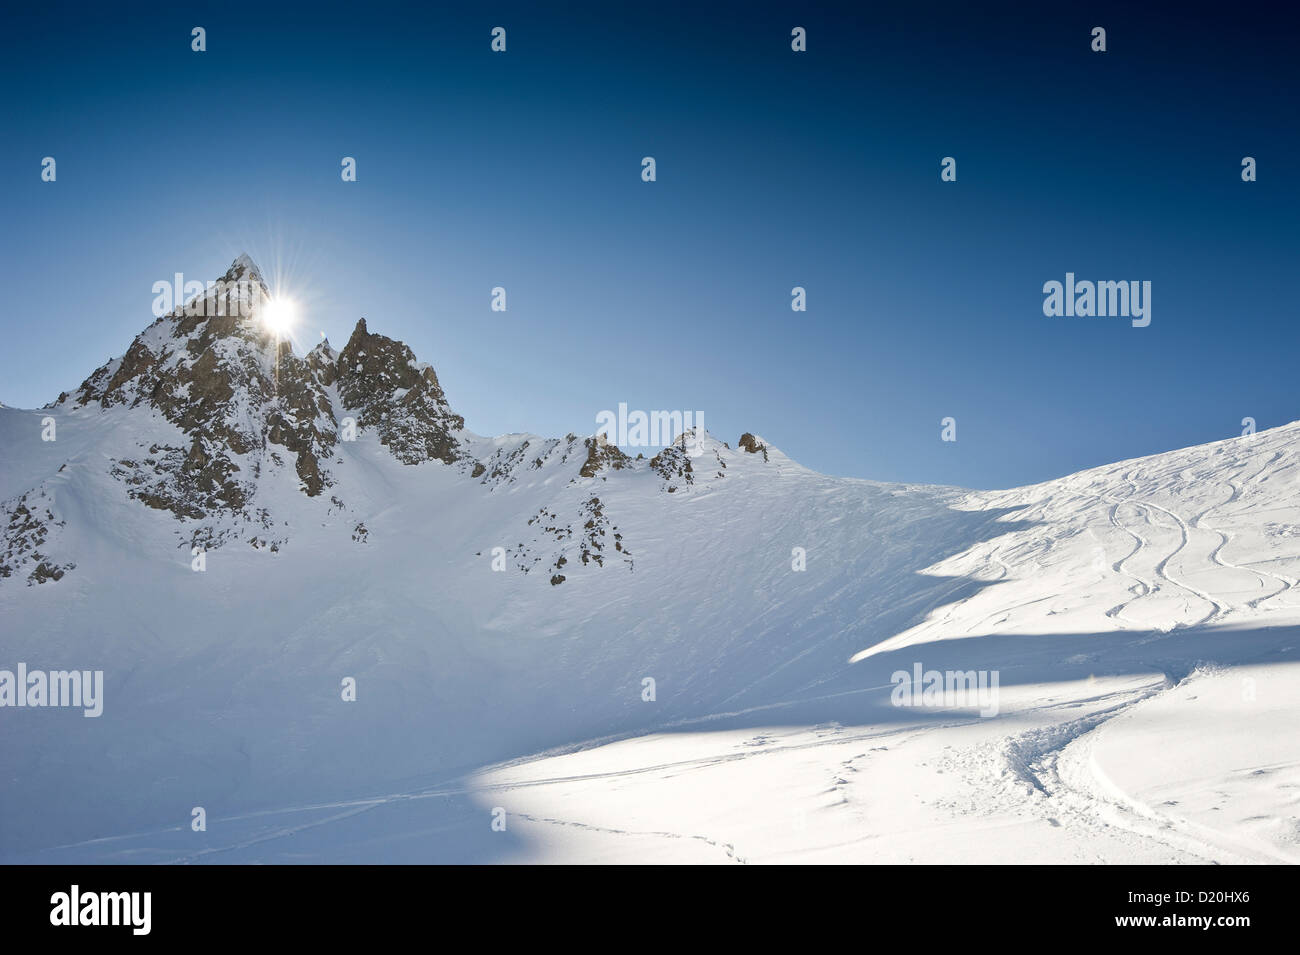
[260,296,299,337]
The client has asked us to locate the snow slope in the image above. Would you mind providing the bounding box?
[2,258,1298,863]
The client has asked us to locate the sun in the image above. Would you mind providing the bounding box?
[260,296,299,337]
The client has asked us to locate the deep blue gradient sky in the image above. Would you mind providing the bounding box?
[3,1,1297,489]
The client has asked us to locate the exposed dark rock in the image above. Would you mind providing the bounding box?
[649,443,694,490]
[115,444,247,522]
[1,494,74,584]
[306,339,339,387]
[738,432,769,461]
[335,318,466,465]
[17,255,668,588]
[578,436,632,478]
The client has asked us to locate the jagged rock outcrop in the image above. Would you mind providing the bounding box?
[65,256,340,518]
[0,491,74,584]
[8,254,762,588]
[306,339,339,387]
[335,319,465,465]
[578,435,632,478]
[648,443,694,492]
[738,432,769,461]
[27,256,486,566]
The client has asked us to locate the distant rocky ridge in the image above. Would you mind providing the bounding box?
[0,256,776,586]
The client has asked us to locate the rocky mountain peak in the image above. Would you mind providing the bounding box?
[306,338,339,387]
[335,318,465,465]
[47,257,340,544]
[61,263,471,506]
[228,252,263,283]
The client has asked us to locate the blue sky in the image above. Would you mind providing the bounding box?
[2,1,1297,488]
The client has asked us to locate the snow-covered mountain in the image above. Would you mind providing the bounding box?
[3,256,1299,864]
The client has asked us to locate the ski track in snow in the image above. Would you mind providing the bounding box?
[1195,459,1298,609]
[963,676,1229,863]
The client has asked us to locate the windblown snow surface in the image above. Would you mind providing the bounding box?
[3,337,1300,863]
